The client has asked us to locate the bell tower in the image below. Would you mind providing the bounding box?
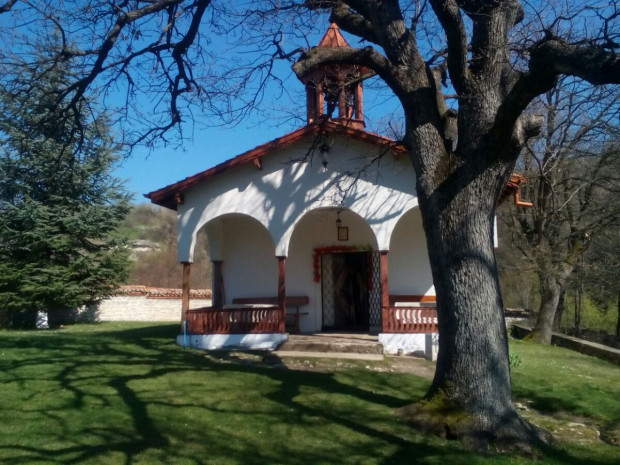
[298,24,367,129]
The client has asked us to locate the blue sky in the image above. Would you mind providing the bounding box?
[115,75,403,204]
[116,120,297,203]
[112,19,405,204]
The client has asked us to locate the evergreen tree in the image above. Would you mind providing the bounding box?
[0,55,130,327]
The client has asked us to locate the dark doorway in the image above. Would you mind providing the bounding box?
[322,252,370,331]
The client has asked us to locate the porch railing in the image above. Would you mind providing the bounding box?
[186,305,438,335]
[185,306,281,334]
[382,306,438,333]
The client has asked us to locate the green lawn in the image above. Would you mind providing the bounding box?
[0,323,618,464]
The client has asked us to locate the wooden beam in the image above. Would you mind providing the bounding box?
[277,256,287,333]
[514,190,533,207]
[355,81,364,122]
[338,79,347,119]
[181,262,192,326]
[212,260,224,308]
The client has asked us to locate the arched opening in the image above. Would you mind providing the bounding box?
[287,207,380,332]
[203,213,277,305]
[388,207,434,297]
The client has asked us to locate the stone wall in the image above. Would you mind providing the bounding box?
[50,286,212,324]
[95,295,212,322]
[512,324,620,366]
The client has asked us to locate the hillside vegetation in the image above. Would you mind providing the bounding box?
[122,204,211,289]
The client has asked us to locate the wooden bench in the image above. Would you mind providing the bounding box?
[231,296,309,333]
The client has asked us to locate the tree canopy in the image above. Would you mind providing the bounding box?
[500,78,619,343]
[0,49,131,327]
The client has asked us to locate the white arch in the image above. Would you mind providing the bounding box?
[275,192,417,255]
[388,206,434,296]
[178,206,275,263]
[174,134,419,261]
[286,207,380,252]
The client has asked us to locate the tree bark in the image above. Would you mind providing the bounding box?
[553,290,565,331]
[530,246,581,344]
[574,284,583,338]
[616,291,620,338]
[530,273,566,344]
[293,0,619,451]
[403,151,550,449]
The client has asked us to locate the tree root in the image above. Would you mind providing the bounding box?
[397,396,553,455]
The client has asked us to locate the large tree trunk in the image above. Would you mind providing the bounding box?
[574,284,583,338]
[530,255,576,343]
[553,290,565,331]
[402,154,550,450]
[530,273,566,344]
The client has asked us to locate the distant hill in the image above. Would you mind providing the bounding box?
[122,204,211,289]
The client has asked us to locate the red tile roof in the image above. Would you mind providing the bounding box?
[115,286,212,299]
[317,23,351,48]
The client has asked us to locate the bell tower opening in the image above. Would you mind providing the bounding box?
[298,24,368,130]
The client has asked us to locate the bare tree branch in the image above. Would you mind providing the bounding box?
[0,0,16,14]
[530,36,620,85]
[429,0,471,93]
[330,1,380,45]
[293,44,406,97]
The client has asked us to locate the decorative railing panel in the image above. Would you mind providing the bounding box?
[185,307,282,334]
[382,306,438,333]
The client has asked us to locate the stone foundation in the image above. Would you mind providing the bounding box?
[178,333,288,350]
[379,333,438,360]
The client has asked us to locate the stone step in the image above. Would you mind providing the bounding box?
[277,351,384,361]
[278,337,384,354]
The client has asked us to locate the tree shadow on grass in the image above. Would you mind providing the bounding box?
[0,324,617,465]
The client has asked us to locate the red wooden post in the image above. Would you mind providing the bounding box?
[212,260,224,309]
[380,251,389,332]
[355,82,364,122]
[277,256,286,333]
[338,78,347,119]
[181,262,192,326]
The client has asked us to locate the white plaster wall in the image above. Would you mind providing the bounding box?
[177,134,419,262]
[220,214,278,304]
[388,208,435,296]
[287,209,379,332]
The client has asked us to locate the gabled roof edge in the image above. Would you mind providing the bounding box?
[144,121,409,210]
